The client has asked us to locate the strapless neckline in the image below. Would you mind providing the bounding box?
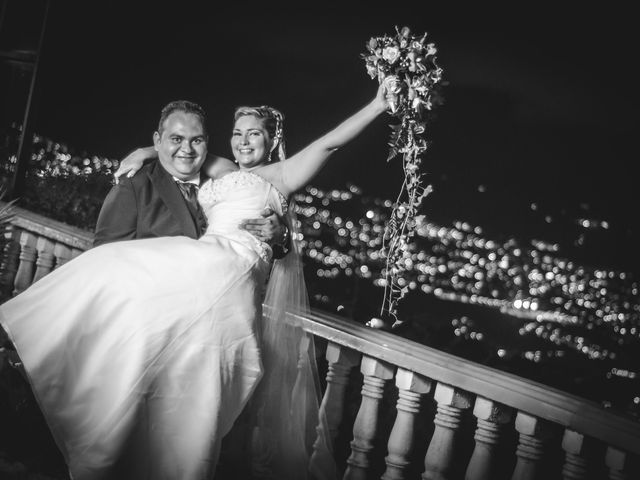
[211,170,288,213]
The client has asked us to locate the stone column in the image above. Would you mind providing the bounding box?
[0,227,20,298]
[605,446,629,480]
[511,412,553,480]
[13,231,37,295]
[310,343,360,474]
[53,242,72,269]
[561,430,589,480]
[382,369,432,480]
[465,397,513,480]
[33,236,55,283]
[422,383,473,480]
[344,355,394,480]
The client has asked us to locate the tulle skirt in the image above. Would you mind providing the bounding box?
[0,235,269,479]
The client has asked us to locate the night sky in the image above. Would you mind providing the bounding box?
[11,1,640,273]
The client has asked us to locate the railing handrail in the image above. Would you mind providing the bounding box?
[289,308,640,454]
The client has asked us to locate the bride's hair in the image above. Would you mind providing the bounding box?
[233,106,286,163]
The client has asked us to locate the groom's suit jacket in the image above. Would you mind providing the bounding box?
[94,161,206,247]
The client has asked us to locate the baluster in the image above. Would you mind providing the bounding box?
[316,343,361,441]
[70,248,83,260]
[290,333,318,451]
[510,412,553,480]
[53,242,72,269]
[310,343,360,474]
[344,356,394,480]
[561,430,590,480]
[0,228,20,298]
[33,236,55,283]
[605,447,629,480]
[12,231,37,295]
[465,397,513,480]
[382,369,432,480]
[422,383,473,480]
[291,333,311,402]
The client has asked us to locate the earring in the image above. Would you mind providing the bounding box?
[268,142,277,162]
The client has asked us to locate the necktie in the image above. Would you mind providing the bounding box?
[175,181,208,236]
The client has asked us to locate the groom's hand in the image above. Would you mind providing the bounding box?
[239,208,287,246]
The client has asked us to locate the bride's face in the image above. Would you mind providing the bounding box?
[231,115,272,169]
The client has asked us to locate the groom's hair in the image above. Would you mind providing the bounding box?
[157,100,207,138]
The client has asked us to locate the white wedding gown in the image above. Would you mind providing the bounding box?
[0,170,293,479]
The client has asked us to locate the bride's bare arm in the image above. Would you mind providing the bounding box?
[114,148,236,182]
[113,146,155,183]
[273,85,388,197]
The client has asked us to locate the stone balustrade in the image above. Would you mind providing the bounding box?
[0,204,93,300]
[297,309,640,479]
[1,204,639,479]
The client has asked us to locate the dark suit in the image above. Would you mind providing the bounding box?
[94,161,207,247]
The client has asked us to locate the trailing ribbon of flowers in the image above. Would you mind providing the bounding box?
[363,26,443,328]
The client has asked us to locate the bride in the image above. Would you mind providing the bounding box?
[0,84,389,479]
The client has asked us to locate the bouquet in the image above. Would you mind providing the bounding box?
[363,26,444,328]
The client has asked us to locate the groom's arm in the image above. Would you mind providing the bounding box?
[93,179,139,247]
[240,210,290,259]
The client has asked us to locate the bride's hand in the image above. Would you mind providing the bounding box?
[381,76,401,113]
[371,83,390,114]
[114,146,157,184]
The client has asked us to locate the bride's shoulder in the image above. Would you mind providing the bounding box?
[200,166,238,191]
[252,163,288,196]
[209,164,238,181]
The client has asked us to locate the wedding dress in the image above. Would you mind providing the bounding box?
[0,170,330,480]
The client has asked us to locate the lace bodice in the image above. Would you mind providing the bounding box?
[197,170,288,262]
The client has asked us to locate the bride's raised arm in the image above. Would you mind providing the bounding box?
[113,148,236,183]
[273,84,389,197]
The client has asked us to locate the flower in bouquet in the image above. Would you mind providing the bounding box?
[362,26,444,328]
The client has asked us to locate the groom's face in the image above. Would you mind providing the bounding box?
[154,111,207,181]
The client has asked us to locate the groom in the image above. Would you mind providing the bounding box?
[94,100,288,249]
